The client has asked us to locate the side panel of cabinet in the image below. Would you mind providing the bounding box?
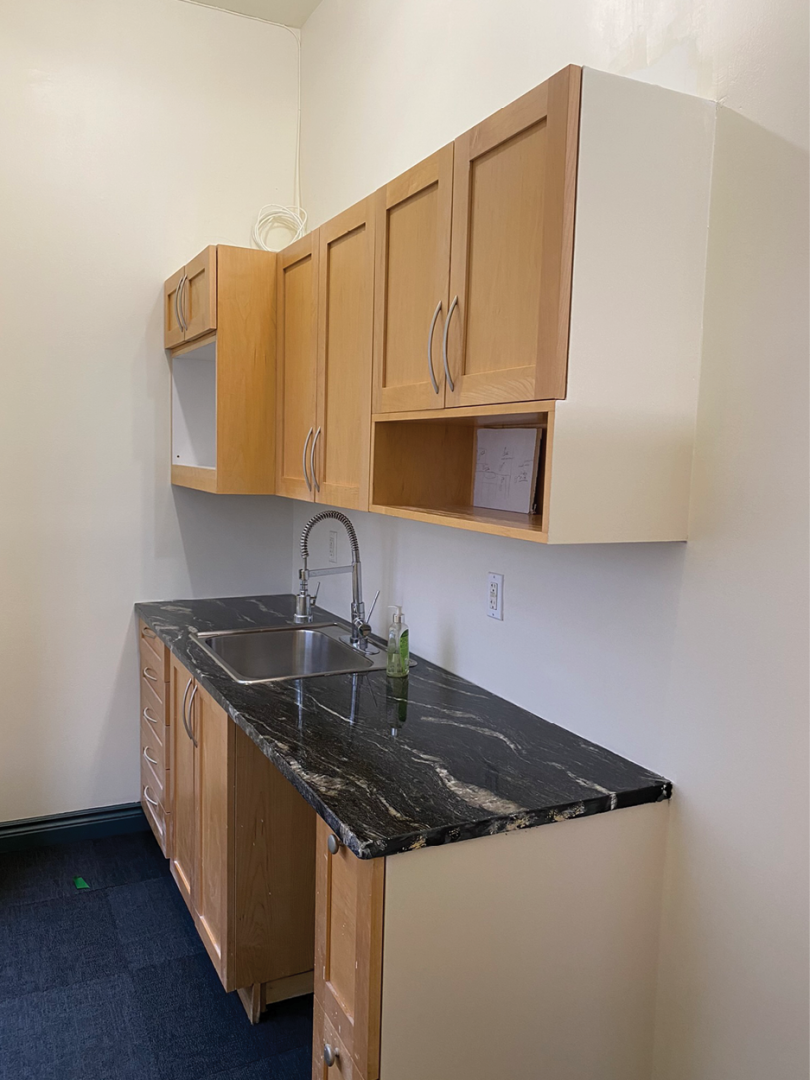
[276,233,319,501]
[372,146,453,413]
[194,681,234,987]
[446,64,581,407]
[314,818,384,1080]
[164,267,186,349]
[314,199,375,511]
[182,245,217,343]
[169,655,196,912]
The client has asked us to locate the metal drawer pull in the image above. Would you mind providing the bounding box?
[323,1044,339,1068]
[327,833,341,856]
[142,627,157,640]
[427,299,442,394]
[143,785,159,809]
[143,747,159,767]
[142,666,158,683]
[311,426,322,493]
[181,678,196,746]
[186,684,199,747]
[143,706,159,726]
[302,426,313,491]
[441,294,458,393]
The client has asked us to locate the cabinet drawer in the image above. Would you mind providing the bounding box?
[140,640,167,707]
[314,997,364,1080]
[140,677,166,742]
[141,736,167,805]
[139,620,169,683]
[314,819,384,1080]
[141,759,168,854]
[141,712,166,780]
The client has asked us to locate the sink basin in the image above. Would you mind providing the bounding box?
[192,622,387,684]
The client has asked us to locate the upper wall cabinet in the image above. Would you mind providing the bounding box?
[165,245,277,495]
[276,198,375,512]
[372,66,579,414]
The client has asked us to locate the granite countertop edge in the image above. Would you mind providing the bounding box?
[136,598,672,860]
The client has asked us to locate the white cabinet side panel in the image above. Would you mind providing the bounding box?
[548,69,716,543]
[171,341,217,469]
[380,802,669,1080]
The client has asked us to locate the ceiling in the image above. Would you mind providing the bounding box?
[189,0,323,28]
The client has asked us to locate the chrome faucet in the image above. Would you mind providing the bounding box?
[294,511,377,649]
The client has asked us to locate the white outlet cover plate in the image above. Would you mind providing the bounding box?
[487,573,504,620]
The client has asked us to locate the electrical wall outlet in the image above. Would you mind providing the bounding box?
[328,530,338,565]
[487,573,504,620]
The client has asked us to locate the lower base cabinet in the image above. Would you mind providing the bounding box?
[167,652,316,1020]
[313,801,669,1080]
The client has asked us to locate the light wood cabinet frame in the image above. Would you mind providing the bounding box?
[445,64,581,407]
[372,145,453,414]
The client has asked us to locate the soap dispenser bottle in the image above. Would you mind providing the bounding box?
[386,605,409,677]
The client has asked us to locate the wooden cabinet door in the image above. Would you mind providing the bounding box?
[169,654,196,911]
[276,233,319,501]
[193,681,233,987]
[445,64,581,407]
[182,245,218,343]
[164,267,186,349]
[314,818,384,1080]
[314,199,375,511]
[372,146,453,413]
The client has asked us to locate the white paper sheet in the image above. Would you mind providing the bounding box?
[473,428,541,514]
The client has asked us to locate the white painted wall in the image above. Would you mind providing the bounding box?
[0,0,296,822]
[297,3,809,1078]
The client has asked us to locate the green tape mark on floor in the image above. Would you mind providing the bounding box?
[73,876,90,890]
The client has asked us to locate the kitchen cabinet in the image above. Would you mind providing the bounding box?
[165,245,276,495]
[313,803,668,1080]
[372,146,453,414]
[167,653,317,1021]
[369,66,716,543]
[276,198,375,511]
[139,620,171,856]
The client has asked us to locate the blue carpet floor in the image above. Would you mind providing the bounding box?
[0,831,312,1080]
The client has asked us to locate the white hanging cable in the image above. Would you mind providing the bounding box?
[176,1,307,249]
[252,26,307,249]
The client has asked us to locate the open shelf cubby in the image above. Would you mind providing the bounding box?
[369,401,555,544]
[171,337,217,491]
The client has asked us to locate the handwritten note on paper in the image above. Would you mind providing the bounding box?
[473,428,541,514]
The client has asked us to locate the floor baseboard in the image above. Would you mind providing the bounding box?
[0,803,149,854]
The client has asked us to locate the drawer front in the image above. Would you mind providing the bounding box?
[141,759,168,855]
[141,735,167,805]
[313,997,363,1080]
[314,818,384,1080]
[139,639,167,706]
[139,620,169,683]
[141,712,166,780]
[140,676,166,744]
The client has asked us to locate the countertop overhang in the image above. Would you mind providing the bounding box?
[135,594,671,859]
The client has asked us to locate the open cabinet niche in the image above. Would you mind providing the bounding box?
[171,338,217,476]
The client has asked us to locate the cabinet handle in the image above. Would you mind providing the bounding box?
[143,706,160,726]
[441,294,458,393]
[302,426,313,491]
[177,273,188,331]
[427,299,442,394]
[327,833,341,856]
[310,427,322,493]
[323,1044,339,1068]
[143,785,160,809]
[142,666,159,683]
[142,627,157,640]
[143,747,159,767]
[181,677,198,747]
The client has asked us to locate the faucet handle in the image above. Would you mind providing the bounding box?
[311,581,321,607]
[366,589,380,624]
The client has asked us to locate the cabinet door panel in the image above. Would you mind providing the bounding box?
[169,655,196,912]
[183,245,217,343]
[314,819,384,1080]
[372,146,453,413]
[276,233,319,501]
[447,65,580,406]
[164,267,185,349]
[194,681,233,986]
[314,199,375,511]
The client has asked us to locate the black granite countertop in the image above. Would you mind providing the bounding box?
[135,594,671,859]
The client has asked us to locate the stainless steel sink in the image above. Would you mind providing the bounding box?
[191,622,388,684]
